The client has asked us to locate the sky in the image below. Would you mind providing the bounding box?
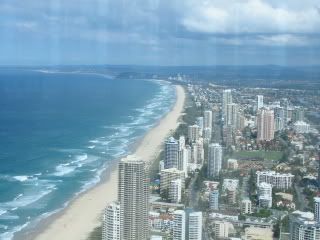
[0,0,319,66]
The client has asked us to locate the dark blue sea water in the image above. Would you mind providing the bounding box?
[0,68,176,239]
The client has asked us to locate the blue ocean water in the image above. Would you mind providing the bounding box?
[0,68,176,239]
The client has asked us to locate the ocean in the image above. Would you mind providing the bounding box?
[0,68,176,239]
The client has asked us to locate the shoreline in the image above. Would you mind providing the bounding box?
[14,84,186,240]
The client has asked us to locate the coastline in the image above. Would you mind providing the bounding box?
[15,84,186,240]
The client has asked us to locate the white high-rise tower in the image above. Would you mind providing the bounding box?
[102,202,120,240]
[207,143,222,178]
[118,155,149,240]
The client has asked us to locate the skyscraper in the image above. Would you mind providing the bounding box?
[102,202,120,240]
[173,210,186,240]
[204,110,213,129]
[226,103,238,128]
[207,143,222,178]
[222,89,233,118]
[257,109,275,141]
[257,95,264,110]
[164,137,179,169]
[118,155,149,240]
[188,212,202,240]
[188,125,200,143]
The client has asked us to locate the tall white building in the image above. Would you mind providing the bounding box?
[203,127,212,142]
[178,148,188,177]
[314,197,320,223]
[207,143,222,178]
[204,110,213,129]
[102,201,120,240]
[178,136,185,150]
[241,199,252,214]
[188,212,202,240]
[160,168,185,196]
[173,210,186,240]
[213,220,229,238]
[257,108,275,141]
[257,95,264,110]
[188,125,200,143]
[256,171,294,189]
[164,137,179,169]
[196,117,204,134]
[169,179,182,203]
[209,189,219,210]
[222,89,233,118]
[118,155,149,240]
[258,182,272,208]
[290,211,320,240]
[226,103,238,128]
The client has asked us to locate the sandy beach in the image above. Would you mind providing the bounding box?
[21,84,185,240]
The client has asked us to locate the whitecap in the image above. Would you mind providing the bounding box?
[87,145,96,149]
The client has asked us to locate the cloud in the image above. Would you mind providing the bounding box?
[181,0,320,34]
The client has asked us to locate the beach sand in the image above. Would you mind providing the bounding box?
[24,85,185,240]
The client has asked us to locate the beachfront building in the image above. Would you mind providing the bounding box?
[188,125,200,143]
[102,201,120,240]
[164,137,179,169]
[257,108,275,141]
[118,155,149,240]
[188,212,202,240]
[207,143,222,178]
[196,117,204,135]
[160,168,185,197]
[173,210,186,240]
[256,171,294,189]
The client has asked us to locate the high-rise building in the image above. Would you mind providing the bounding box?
[257,95,264,110]
[213,221,229,238]
[164,137,179,169]
[222,89,233,118]
[118,155,149,240]
[204,110,213,129]
[207,143,222,178]
[102,201,120,240]
[196,117,204,134]
[169,179,182,203]
[227,187,237,205]
[258,182,272,208]
[257,109,275,141]
[241,199,252,214]
[290,211,320,240]
[256,171,294,189]
[160,168,185,197]
[188,125,200,143]
[178,136,186,151]
[209,189,219,210]
[203,127,212,143]
[226,103,238,128]
[173,210,186,240]
[178,148,188,177]
[314,197,320,223]
[188,212,202,240]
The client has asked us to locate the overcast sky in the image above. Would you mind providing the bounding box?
[0,0,319,66]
